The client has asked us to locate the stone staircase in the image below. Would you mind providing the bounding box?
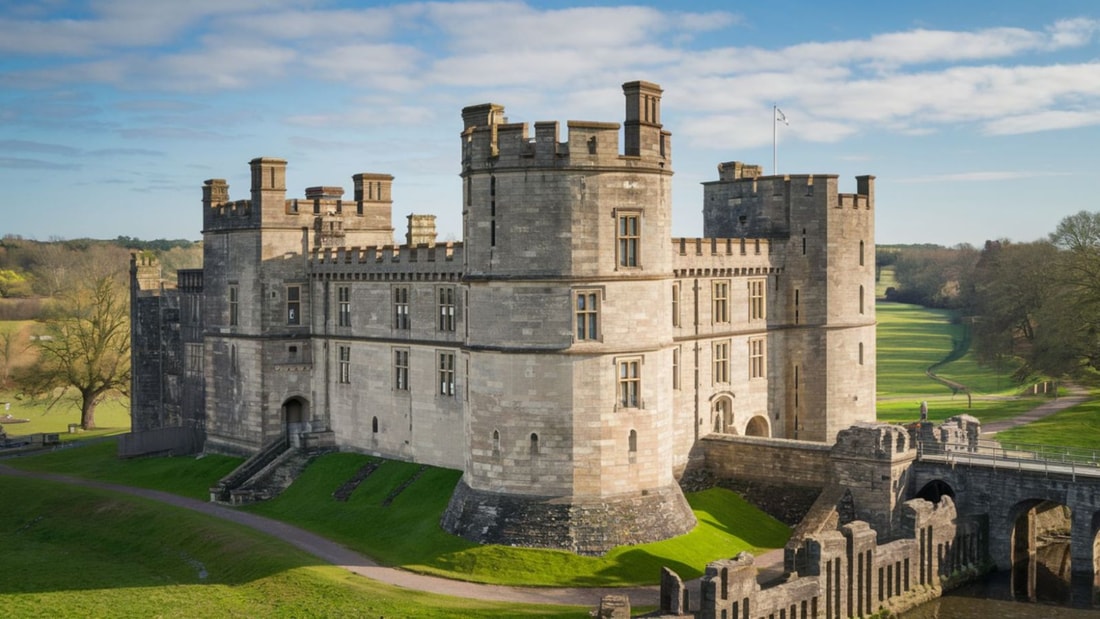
[209,436,335,505]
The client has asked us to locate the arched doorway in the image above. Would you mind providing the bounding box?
[283,397,310,448]
[712,397,734,434]
[745,415,770,437]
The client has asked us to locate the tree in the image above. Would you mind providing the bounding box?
[19,274,130,429]
[962,240,1059,378]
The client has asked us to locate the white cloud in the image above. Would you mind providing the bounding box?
[898,171,1072,183]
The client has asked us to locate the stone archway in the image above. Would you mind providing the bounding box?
[744,415,770,437]
[283,397,310,448]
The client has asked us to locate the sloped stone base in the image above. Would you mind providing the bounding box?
[441,480,697,556]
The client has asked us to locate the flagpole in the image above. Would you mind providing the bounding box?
[773,103,778,175]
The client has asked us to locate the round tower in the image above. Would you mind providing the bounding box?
[442,82,696,554]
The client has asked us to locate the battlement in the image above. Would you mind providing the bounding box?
[202,168,396,237]
[310,242,464,279]
[461,81,670,172]
[671,237,782,276]
[707,162,874,211]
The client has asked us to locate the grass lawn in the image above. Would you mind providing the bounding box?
[249,452,788,586]
[5,440,241,500]
[994,397,1100,449]
[875,302,1055,426]
[7,444,789,587]
[1,389,131,441]
[0,474,587,618]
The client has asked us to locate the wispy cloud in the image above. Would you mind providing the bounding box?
[898,171,1072,183]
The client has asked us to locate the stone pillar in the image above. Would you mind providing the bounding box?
[1070,504,1095,576]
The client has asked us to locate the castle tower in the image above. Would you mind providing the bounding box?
[442,81,695,554]
[701,164,876,441]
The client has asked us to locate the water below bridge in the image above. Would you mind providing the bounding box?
[902,539,1100,618]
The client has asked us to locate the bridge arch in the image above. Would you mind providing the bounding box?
[915,479,955,505]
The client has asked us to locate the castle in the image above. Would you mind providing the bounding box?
[131,81,876,554]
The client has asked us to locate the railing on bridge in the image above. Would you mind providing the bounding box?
[918,438,1100,481]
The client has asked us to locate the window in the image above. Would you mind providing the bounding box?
[287,285,300,325]
[794,288,800,324]
[575,291,599,341]
[672,346,680,390]
[628,429,637,460]
[394,348,409,391]
[859,240,865,266]
[492,429,501,455]
[186,343,202,375]
[438,286,455,332]
[393,286,409,330]
[671,282,680,327]
[859,285,865,315]
[713,280,729,324]
[749,279,766,321]
[713,341,729,384]
[859,342,865,366]
[617,213,640,267]
[372,417,379,434]
[228,284,239,326]
[529,433,539,456]
[438,351,455,396]
[338,345,350,384]
[749,338,766,378]
[618,358,641,408]
[337,285,351,327]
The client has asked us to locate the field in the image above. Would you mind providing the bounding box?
[875,302,1049,424]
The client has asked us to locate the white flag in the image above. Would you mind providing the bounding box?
[775,107,788,125]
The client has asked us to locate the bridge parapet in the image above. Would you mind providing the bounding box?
[681,497,985,619]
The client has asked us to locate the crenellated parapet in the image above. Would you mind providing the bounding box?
[671,237,782,277]
[680,496,984,619]
[309,242,464,281]
[460,81,670,174]
[202,166,395,246]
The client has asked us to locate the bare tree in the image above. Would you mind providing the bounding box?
[19,273,130,429]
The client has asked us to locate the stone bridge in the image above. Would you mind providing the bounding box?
[912,437,1100,576]
[700,415,1100,581]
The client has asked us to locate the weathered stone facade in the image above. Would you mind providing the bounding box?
[130,80,876,553]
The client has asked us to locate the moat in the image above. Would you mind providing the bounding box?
[903,539,1100,618]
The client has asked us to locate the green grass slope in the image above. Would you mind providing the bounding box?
[0,475,587,618]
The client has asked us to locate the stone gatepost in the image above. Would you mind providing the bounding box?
[700,553,758,619]
[842,521,879,617]
[831,423,916,539]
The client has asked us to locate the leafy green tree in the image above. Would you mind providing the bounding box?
[18,274,130,429]
[962,240,1059,378]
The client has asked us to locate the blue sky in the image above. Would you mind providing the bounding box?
[3,0,1100,247]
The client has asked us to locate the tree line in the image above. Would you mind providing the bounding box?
[881,211,1100,382]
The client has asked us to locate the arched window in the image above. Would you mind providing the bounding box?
[371,416,379,433]
[859,240,865,266]
[859,285,865,314]
[628,429,637,453]
[492,429,500,451]
[529,433,539,456]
